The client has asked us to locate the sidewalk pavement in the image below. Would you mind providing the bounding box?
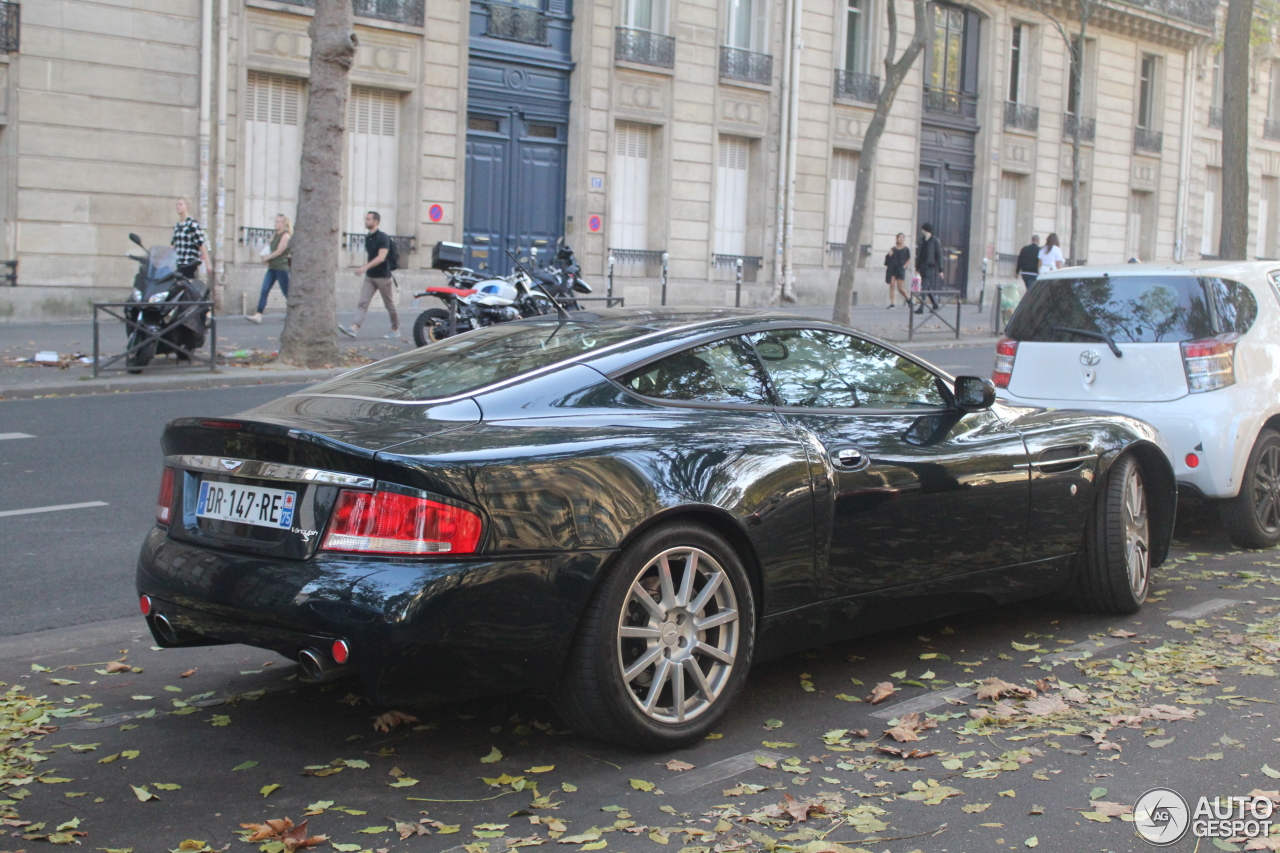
[0,301,999,400]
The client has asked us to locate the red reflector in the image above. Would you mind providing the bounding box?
[321,490,483,556]
[199,419,243,429]
[992,337,1018,389]
[1186,453,1200,468]
[331,639,350,665]
[139,595,153,616]
[156,467,175,526]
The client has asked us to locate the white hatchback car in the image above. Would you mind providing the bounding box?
[994,261,1280,549]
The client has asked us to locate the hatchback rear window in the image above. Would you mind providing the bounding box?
[306,321,650,401]
[1005,275,1257,343]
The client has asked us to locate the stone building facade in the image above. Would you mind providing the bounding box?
[0,0,1274,319]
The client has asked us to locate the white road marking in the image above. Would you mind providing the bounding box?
[662,750,789,794]
[0,501,109,518]
[0,433,34,441]
[871,684,975,719]
[1171,598,1242,619]
[1044,635,1129,664]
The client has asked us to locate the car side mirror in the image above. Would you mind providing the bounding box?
[128,233,145,248]
[954,376,995,411]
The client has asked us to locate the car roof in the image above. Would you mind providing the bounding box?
[1036,260,1280,282]
[514,306,803,331]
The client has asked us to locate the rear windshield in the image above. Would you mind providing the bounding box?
[1005,275,1257,343]
[306,321,650,401]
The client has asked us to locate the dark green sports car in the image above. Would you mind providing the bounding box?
[137,309,1175,748]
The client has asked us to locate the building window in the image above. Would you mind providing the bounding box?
[715,136,751,256]
[996,173,1022,257]
[346,86,401,238]
[845,0,871,74]
[726,0,766,52]
[1259,176,1278,259]
[610,122,652,251]
[1137,54,1158,130]
[827,150,859,245]
[1008,24,1024,104]
[1058,180,1088,259]
[1209,50,1223,128]
[1128,190,1154,262]
[626,0,668,33]
[1066,36,1091,118]
[243,72,303,231]
[1201,167,1221,256]
[930,5,964,97]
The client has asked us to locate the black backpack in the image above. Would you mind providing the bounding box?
[383,234,399,273]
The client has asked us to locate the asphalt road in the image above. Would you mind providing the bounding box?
[0,384,305,636]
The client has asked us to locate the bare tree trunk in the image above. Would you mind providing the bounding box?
[1219,0,1253,260]
[833,0,930,326]
[279,0,357,367]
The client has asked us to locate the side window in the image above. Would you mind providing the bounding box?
[1207,277,1258,334]
[620,336,770,405]
[749,328,947,409]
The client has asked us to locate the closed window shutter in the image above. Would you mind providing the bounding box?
[1201,168,1220,256]
[610,122,651,251]
[715,136,750,255]
[827,150,859,245]
[347,86,401,237]
[996,174,1020,256]
[243,72,303,231]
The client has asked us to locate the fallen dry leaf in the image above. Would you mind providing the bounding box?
[781,793,827,823]
[876,746,937,760]
[240,817,326,851]
[104,661,131,674]
[1110,630,1137,638]
[372,710,420,733]
[1090,801,1133,817]
[180,668,198,678]
[977,677,1035,702]
[868,682,896,704]
[665,759,695,772]
[1021,695,1069,717]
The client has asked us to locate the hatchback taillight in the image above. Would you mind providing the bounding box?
[992,337,1018,388]
[156,467,175,526]
[1181,334,1239,393]
[320,490,482,556]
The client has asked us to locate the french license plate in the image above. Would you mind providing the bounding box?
[196,480,297,530]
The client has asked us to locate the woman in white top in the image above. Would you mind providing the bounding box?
[1039,232,1065,274]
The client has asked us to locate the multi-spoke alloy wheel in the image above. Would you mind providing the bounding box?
[554,523,755,749]
[1223,430,1280,549]
[616,547,739,724]
[1121,465,1150,599]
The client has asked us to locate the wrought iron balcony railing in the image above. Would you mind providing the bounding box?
[719,46,773,85]
[834,70,880,104]
[1266,119,1280,142]
[1004,102,1040,133]
[239,227,275,246]
[609,248,667,266]
[343,233,417,257]
[923,86,978,119]
[1118,0,1215,28]
[485,3,549,44]
[713,254,763,271]
[615,27,675,69]
[275,0,424,26]
[1209,105,1223,130]
[1134,126,1163,154]
[1062,113,1097,142]
[0,1,17,53]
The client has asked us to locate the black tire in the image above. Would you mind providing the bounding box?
[412,308,451,347]
[126,327,157,373]
[554,522,756,750]
[1221,429,1280,549]
[1070,454,1151,614]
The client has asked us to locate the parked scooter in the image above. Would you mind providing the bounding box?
[124,233,211,373]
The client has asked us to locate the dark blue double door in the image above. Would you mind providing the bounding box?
[464,110,567,275]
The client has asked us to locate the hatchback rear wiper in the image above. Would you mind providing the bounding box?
[1052,326,1123,358]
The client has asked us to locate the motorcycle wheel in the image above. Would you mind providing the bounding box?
[126,326,157,374]
[412,308,453,347]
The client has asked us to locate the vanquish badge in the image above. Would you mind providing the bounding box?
[1134,787,1191,845]
[219,459,242,471]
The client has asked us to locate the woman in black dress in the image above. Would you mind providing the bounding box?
[884,233,911,308]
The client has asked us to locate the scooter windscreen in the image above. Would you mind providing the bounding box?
[146,246,180,282]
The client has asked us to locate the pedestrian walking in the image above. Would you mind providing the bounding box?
[1016,235,1041,292]
[171,197,210,280]
[1039,232,1065,275]
[339,211,400,340]
[884,234,911,309]
[915,223,943,314]
[245,214,291,324]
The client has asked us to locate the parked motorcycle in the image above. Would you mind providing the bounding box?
[124,233,211,373]
[528,238,593,310]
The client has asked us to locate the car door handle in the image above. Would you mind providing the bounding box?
[830,446,869,470]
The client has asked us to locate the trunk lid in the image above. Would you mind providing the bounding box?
[1006,341,1188,402]
[160,395,480,559]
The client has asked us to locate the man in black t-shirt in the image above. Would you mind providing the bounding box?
[339,210,400,339]
[1016,235,1041,292]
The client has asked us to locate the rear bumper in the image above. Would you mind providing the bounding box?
[136,527,614,704]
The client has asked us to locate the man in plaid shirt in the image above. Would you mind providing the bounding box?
[171,197,210,279]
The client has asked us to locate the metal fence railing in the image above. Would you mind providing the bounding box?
[615,27,675,68]
[1004,102,1040,132]
[0,2,17,54]
[1134,126,1164,154]
[719,46,773,85]
[92,302,216,378]
[834,70,879,104]
[1062,113,1097,143]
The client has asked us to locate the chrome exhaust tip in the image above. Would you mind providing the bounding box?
[298,649,326,682]
[152,613,179,645]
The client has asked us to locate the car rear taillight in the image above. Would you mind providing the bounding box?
[992,337,1018,388]
[320,490,482,556]
[156,467,175,526]
[1181,334,1239,393]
